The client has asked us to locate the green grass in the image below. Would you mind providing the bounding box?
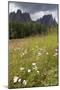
[8,32,58,88]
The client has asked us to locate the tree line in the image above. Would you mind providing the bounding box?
[9,21,58,39]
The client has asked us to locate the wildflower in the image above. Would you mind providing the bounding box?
[33,66,37,70]
[13,76,19,83]
[20,67,24,71]
[37,70,40,74]
[18,78,21,83]
[23,80,27,86]
[46,52,49,55]
[28,69,31,73]
[32,63,36,66]
[20,53,25,57]
[55,48,58,52]
[38,52,42,56]
[20,52,25,57]
[22,53,25,56]
[53,52,58,56]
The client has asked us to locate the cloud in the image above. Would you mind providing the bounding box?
[9,2,58,13]
[13,2,58,14]
[9,2,58,22]
[30,10,58,22]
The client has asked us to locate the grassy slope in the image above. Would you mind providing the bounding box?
[8,32,58,88]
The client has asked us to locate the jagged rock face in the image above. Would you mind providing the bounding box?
[9,9,31,22]
[9,9,57,26]
[22,12,31,22]
[37,14,57,26]
[9,12,16,22]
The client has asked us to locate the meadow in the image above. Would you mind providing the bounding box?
[8,32,58,88]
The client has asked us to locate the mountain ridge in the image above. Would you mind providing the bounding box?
[9,9,57,26]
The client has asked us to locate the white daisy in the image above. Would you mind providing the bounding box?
[32,63,36,66]
[37,70,40,74]
[13,76,19,83]
[18,78,21,83]
[20,67,24,71]
[28,69,31,73]
[23,80,27,86]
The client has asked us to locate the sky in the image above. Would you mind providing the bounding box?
[9,2,59,22]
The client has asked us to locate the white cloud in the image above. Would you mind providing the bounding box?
[9,3,20,13]
[30,10,58,22]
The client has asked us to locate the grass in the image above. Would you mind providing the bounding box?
[8,32,58,88]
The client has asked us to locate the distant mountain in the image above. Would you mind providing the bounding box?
[9,9,31,22]
[9,9,57,26]
[37,14,57,26]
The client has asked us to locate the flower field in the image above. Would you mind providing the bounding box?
[8,32,58,88]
